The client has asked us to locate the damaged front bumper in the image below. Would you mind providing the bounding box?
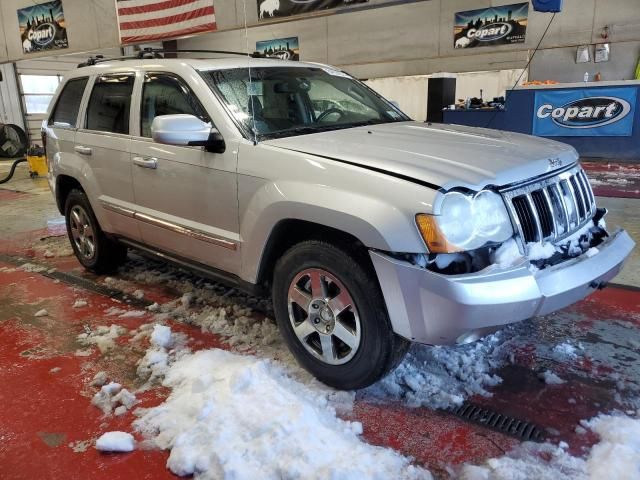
[370,229,635,345]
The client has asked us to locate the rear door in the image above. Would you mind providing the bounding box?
[74,73,141,240]
[130,72,240,275]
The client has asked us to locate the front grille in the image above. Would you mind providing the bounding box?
[501,165,596,246]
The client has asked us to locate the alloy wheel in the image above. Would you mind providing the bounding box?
[287,268,361,365]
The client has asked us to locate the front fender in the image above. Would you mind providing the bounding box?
[239,179,429,282]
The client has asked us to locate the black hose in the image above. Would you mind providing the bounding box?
[0,158,27,184]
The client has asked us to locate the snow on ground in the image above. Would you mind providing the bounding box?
[133,344,431,480]
[458,413,640,480]
[91,381,138,415]
[114,257,508,410]
[95,432,135,452]
[77,324,126,353]
[364,332,506,409]
[73,299,88,308]
[539,370,566,385]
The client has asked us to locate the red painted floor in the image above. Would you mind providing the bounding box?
[583,161,640,199]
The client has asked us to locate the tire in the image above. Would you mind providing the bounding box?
[272,240,410,390]
[64,189,127,274]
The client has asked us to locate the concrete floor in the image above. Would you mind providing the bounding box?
[0,160,639,479]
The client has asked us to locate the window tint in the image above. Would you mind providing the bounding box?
[86,74,134,134]
[141,73,209,138]
[49,77,88,127]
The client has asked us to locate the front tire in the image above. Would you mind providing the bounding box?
[64,189,127,274]
[272,241,409,390]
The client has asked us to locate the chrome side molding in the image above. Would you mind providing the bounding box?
[100,200,237,251]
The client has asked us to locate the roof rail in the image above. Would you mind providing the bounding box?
[77,48,267,68]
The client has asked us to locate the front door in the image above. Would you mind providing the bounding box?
[130,72,240,275]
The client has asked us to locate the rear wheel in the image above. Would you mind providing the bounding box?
[272,241,409,390]
[64,189,127,274]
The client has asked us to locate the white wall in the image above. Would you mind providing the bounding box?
[0,0,636,80]
[177,0,640,81]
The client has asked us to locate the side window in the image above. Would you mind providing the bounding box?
[86,74,135,134]
[141,73,210,138]
[48,77,88,127]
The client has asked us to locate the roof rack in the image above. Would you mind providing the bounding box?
[77,48,267,68]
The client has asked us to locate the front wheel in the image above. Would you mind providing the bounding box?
[272,241,409,390]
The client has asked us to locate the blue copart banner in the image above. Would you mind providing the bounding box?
[533,87,637,137]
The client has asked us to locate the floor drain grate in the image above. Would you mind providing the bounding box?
[447,402,546,442]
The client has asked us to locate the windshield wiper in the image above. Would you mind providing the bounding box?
[261,119,401,140]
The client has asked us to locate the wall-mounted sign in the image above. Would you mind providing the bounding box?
[18,0,68,54]
[258,0,367,20]
[256,37,300,61]
[454,3,528,49]
[116,0,216,44]
[533,88,637,137]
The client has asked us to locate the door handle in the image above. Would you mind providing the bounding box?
[133,156,158,169]
[74,146,92,155]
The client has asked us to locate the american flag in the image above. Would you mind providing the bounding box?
[116,0,216,44]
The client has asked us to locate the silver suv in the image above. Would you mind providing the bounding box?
[43,56,634,389]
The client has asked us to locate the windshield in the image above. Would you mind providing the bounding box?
[201,66,409,139]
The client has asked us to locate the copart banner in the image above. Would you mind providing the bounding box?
[533,88,637,137]
[18,0,69,54]
[454,3,528,49]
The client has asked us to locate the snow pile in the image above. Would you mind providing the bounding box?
[34,309,48,317]
[77,324,126,353]
[136,323,188,388]
[95,432,135,452]
[527,242,557,261]
[540,370,566,385]
[459,414,640,480]
[492,239,523,268]
[551,342,582,361]
[134,348,430,480]
[150,324,172,348]
[91,381,138,415]
[365,333,505,409]
[73,299,88,308]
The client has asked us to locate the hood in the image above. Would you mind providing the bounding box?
[264,121,579,191]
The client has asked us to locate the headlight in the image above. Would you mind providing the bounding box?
[416,190,513,253]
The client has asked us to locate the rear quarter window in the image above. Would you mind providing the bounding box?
[48,77,88,128]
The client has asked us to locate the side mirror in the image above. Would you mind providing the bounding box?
[151,114,226,154]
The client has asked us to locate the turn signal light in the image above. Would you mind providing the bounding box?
[415,214,462,254]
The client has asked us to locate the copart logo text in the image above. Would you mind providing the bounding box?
[28,23,55,47]
[466,22,513,42]
[537,97,631,129]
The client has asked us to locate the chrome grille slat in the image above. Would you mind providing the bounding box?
[500,165,596,250]
[552,182,571,235]
[564,178,582,224]
[541,188,560,241]
[570,175,587,220]
[577,170,594,217]
[525,194,543,242]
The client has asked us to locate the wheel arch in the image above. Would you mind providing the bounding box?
[255,218,374,288]
[55,174,84,214]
